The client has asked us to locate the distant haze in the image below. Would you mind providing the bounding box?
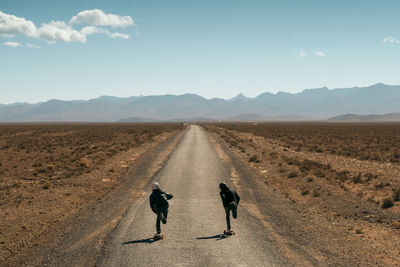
[1,83,400,122]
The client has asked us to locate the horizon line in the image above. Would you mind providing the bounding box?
[1,82,397,105]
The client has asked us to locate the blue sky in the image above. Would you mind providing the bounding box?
[1,0,400,104]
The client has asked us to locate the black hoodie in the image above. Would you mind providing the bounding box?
[149,189,173,213]
[220,187,240,208]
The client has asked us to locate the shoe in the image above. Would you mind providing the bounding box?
[161,215,167,224]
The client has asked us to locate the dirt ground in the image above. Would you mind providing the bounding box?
[204,123,400,266]
[0,123,182,264]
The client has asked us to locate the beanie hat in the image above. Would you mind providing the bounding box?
[151,182,160,190]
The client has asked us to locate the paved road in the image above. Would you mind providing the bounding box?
[98,125,290,266]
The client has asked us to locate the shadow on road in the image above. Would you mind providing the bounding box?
[122,237,161,244]
[196,234,227,241]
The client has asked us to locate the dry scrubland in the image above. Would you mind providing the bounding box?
[0,123,181,264]
[204,122,400,265]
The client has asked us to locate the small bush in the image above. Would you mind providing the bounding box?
[393,188,400,202]
[249,155,258,162]
[312,190,320,197]
[288,172,298,178]
[336,170,349,181]
[314,169,325,178]
[355,229,363,234]
[42,181,52,190]
[382,198,394,209]
[364,173,377,181]
[301,189,309,196]
[353,173,362,184]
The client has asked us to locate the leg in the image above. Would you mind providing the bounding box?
[225,208,231,231]
[162,209,168,224]
[156,212,161,234]
[231,203,237,219]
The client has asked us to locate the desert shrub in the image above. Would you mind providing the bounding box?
[301,189,309,196]
[382,198,394,209]
[42,181,52,190]
[312,190,320,197]
[249,155,258,162]
[313,169,325,178]
[393,188,400,202]
[375,182,384,189]
[288,171,298,178]
[336,170,349,181]
[364,173,377,181]
[353,173,362,184]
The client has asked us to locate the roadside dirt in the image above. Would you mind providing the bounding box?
[0,123,184,265]
[204,124,400,266]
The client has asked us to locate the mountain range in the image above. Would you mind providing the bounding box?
[1,83,400,122]
[328,113,400,122]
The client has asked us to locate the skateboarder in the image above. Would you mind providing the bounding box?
[219,182,240,235]
[149,182,173,238]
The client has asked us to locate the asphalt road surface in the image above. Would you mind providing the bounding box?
[97,125,290,266]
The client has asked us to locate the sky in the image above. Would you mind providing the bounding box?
[1,0,400,104]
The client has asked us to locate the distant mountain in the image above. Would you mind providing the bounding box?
[1,83,400,122]
[228,93,251,103]
[329,113,400,122]
[224,113,314,121]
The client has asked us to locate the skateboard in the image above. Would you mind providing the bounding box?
[223,230,235,236]
[152,233,164,241]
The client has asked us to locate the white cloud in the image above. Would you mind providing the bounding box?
[0,10,133,45]
[70,9,134,28]
[80,26,109,35]
[3,41,21,47]
[36,21,86,43]
[110,32,130,39]
[0,10,36,37]
[383,36,400,44]
[295,50,306,58]
[27,43,41,49]
[312,50,326,57]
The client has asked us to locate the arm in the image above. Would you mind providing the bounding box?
[220,191,227,207]
[161,190,173,200]
[149,195,157,213]
[234,191,240,205]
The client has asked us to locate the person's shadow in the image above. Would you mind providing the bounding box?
[196,234,227,241]
[122,237,162,244]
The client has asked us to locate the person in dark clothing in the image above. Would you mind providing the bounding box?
[219,182,240,232]
[149,182,173,235]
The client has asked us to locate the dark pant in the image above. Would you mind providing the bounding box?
[225,202,237,231]
[156,209,168,234]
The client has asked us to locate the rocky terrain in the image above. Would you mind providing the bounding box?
[0,123,182,264]
[204,122,400,265]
